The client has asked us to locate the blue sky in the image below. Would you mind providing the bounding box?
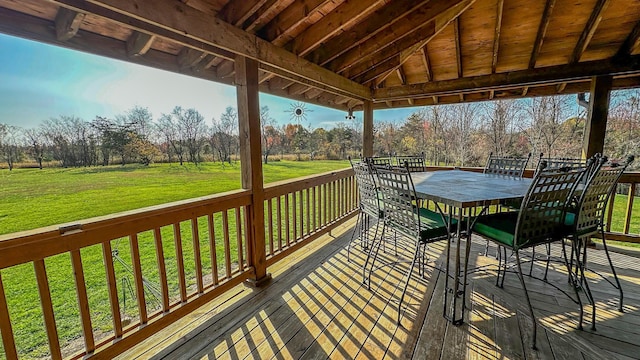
[0,34,415,130]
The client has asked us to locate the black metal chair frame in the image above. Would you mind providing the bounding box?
[395,152,426,172]
[483,152,531,178]
[472,163,589,350]
[365,163,451,323]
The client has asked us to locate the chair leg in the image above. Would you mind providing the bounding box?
[601,229,624,312]
[496,245,503,287]
[565,240,585,331]
[529,246,536,276]
[483,240,490,257]
[347,211,363,263]
[397,243,420,324]
[543,243,551,281]
[363,222,386,289]
[500,247,507,289]
[578,238,596,330]
[515,251,538,350]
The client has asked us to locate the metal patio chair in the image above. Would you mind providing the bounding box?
[396,152,426,172]
[365,156,393,167]
[366,162,454,324]
[348,157,384,263]
[471,162,588,349]
[483,152,531,177]
[564,155,634,319]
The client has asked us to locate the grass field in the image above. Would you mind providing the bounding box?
[1,160,639,358]
[0,160,350,359]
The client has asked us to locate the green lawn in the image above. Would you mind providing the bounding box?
[0,160,350,359]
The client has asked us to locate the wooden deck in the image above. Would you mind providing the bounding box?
[117,219,640,359]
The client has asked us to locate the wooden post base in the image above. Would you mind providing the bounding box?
[245,273,273,288]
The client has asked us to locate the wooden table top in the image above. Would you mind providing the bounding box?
[411,170,532,208]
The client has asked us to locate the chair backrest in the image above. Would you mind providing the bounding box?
[396,153,426,172]
[374,164,420,239]
[365,156,393,167]
[484,152,531,177]
[574,155,634,236]
[514,162,587,250]
[350,158,381,218]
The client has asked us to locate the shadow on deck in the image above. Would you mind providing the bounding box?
[117,220,640,359]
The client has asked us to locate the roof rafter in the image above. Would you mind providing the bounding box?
[570,0,611,64]
[126,31,154,57]
[60,0,371,100]
[329,0,470,75]
[54,7,85,41]
[617,20,640,57]
[260,0,334,46]
[288,0,385,56]
[300,0,427,63]
[421,46,433,82]
[348,0,474,84]
[242,0,282,32]
[454,17,462,78]
[529,0,556,69]
[492,0,504,73]
[219,0,269,27]
[374,55,640,100]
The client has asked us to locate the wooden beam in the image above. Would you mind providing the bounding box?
[529,0,556,69]
[347,0,474,84]
[397,66,407,85]
[242,0,281,32]
[298,0,424,61]
[373,55,640,100]
[329,0,470,74]
[235,55,269,285]
[583,75,612,158]
[219,0,268,27]
[363,100,374,157]
[454,17,462,78]
[216,60,235,79]
[267,77,294,91]
[570,0,611,64]
[54,7,85,41]
[288,83,310,96]
[193,54,216,72]
[56,0,370,100]
[304,88,324,99]
[617,20,640,57]
[261,0,334,46]
[556,82,567,93]
[126,31,154,57]
[177,47,207,69]
[522,87,529,96]
[492,0,504,73]
[421,46,433,82]
[289,0,385,56]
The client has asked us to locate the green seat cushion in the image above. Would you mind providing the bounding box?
[417,207,457,243]
[563,211,598,237]
[472,212,517,247]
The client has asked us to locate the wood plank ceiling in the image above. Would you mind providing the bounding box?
[0,0,639,111]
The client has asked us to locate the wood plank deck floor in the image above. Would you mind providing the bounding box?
[118,220,640,359]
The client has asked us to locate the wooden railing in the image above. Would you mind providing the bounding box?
[0,168,356,359]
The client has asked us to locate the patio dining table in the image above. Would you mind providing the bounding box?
[410,169,532,324]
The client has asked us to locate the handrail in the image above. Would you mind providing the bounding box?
[0,169,356,359]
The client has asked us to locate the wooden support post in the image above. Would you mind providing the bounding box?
[583,75,612,159]
[236,55,270,286]
[363,100,374,158]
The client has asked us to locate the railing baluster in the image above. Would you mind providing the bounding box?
[207,213,219,285]
[323,182,328,226]
[236,207,244,271]
[102,241,123,337]
[292,191,297,240]
[0,271,18,359]
[285,193,291,246]
[624,183,636,234]
[70,249,95,353]
[153,228,170,312]
[267,199,274,255]
[313,186,317,231]
[191,218,204,293]
[34,259,62,360]
[299,190,304,238]
[173,224,187,302]
[606,192,615,232]
[306,188,311,235]
[277,196,283,251]
[222,210,232,279]
[129,234,147,323]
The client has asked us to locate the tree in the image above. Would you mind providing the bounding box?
[156,113,185,165]
[171,106,206,164]
[210,107,238,164]
[260,106,280,163]
[0,124,21,170]
[124,133,160,165]
[482,99,521,156]
[24,128,45,169]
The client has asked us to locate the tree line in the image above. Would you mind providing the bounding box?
[0,90,638,170]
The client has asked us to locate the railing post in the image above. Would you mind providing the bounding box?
[582,75,612,159]
[363,100,374,158]
[236,55,271,286]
